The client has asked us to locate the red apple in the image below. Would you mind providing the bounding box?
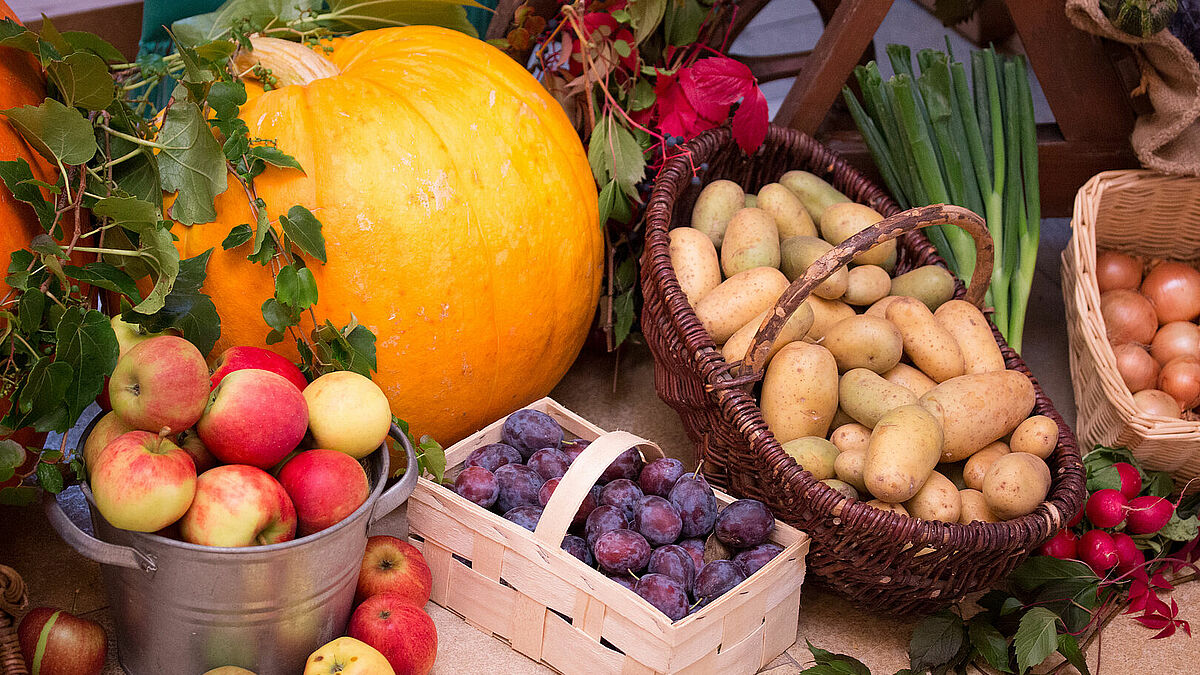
[347,593,437,675]
[210,345,308,391]
[356,536,433,606]
[180,464,297,547]
[197,369,309,469]
[108,335,210,434]
[82,411,135,469]
[18,607,107,675]
[176,428,218,473]
[90,431,197,533]
[277,449,369,536]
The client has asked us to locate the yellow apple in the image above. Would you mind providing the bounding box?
[110,315,166,359]
[304,637,395,675]
[82,410,135,468]
[203,668,256,675]
[303,372,391,459]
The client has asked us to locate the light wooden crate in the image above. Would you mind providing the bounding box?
[407,397,809,674]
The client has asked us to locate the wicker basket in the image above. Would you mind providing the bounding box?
[640,125,1086,615]
[0,565,29,675]
[406,397,809,674]
[1064,170,1200,486]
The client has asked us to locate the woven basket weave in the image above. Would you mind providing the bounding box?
[0,565,28,675]
[640,125,1086,615]
[1064,170,1200,486]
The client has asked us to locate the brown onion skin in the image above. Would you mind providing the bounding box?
[1114,343,1160,393]
[1100,289,1158,346]
[1133,389,1183,418]
[1141,261,1200,324]
[1159,356,1200,410]
[1096,249,1143,293]
[1150,321,1200,366]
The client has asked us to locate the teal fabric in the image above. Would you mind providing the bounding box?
[139,0,225,56]
[466,0,500,38]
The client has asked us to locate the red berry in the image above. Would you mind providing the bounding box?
[1112,462,1141,500]
[1039,529,1079,559]
[1085,489,1128,528]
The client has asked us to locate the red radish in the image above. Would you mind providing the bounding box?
[1111,532,1145,573]
[1112,462,1142,500]
[1079,530,1119,575]
[1039,529,1079,559]
[1125,495,1174,535]
[1067,507,1084,528]
[1085,488,1128,528]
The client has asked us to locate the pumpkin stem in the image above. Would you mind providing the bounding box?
[233,36,340,88]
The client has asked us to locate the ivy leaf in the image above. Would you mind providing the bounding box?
[31,234,65,259]
[629,78,656,112]
[588,116,645,197]
[2,99,98,166]
[1144,471,1175,498]
[157,96,229,225]
[0,158,56,228]
[62,31,125,62]
[613,288,635,346]
[261,298,295,334]
[0,440,24,482]
[55,307,119,425]
[93,196,158,231]
[64,262,143,303]
[732,84,769,153]
[17,290,45,334]
[172,0,325,45]
[207,80,248,121]
[417,434,446,483]
[629,0,669,43]
[1014,607,1059,674]
[279,205,326,263]
[909,610,964,672]
[803,642,871,675]
[1034,575,1099,634]
[598,180,632,225]
[249,145,304,173]
[338,322,377,376]
[249,201,273,259]
[132,227,182,315]
[0,18,39,53]
[19,358,72,418]
[106,102,162,207]
[36,461,63,494]
[325,0,481,37]
[967,616,1012,673]
[222,224,253,250]
[47,52,115,110]
[663,0,707,46]
[275,264,319,309]
[123,250,221,356]
[1056,633,1090,675]
[0,486,38,506]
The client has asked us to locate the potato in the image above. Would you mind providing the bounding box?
[818,202,896,269]
[805,296,856,342]
[669,227,722,306]
[691,179,744,247]
[823,316,903,373]
[903,471,961,523]
[840,368,919,428]
[695,267,790,343]
[781,436,840,480]
[821,479,859,500]
[865,294,903,318]
[722,208,781,277]
[1010,415,1059,459]
[834,448,868,493]
[780,236,847,299]
[982,452,1051,520]
[721,304,814,365]
[779,170,850,224]
[761,341,839,442]
[758,182,817,239]
[863,404,943,503]
[918,371,1037,462]
[744,194,757,208]
[830,406,856,431]
[843,265,891,306]
[886,296,965,382]
[830,423,871,454]
[882,363,937,397]
[962,441,1010,491]
[934,300,1004,373]
[958,489,999,524]
[889,266,956,311]
[866,499,909,516]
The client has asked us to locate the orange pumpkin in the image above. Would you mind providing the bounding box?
[174,28,602,444]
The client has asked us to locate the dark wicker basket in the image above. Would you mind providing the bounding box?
[640,125,1087,615]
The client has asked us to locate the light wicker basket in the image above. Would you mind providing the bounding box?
[1063,170,1200,486]
[406,397,809,674]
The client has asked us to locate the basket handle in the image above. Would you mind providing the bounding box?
[368,424,420,527]
[532,431,665,548]
[739,203,993,378]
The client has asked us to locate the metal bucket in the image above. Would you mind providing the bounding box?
[45,421,419,675]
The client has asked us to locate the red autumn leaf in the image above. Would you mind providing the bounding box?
[731,83,768,153]
[1151,622,1177,640]
[1136,614,1173,630]
[654,72,698,138]
[688,56,755,106]
[1151,571,1174,591]
[1169,598,1181,617]
[679,68,732,125]
[1181,620,1192,637]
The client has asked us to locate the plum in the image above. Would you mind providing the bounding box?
[635,496,683,546]
[528,448,571,481]
[503,505,543,532]
[669,475,718,538]
[600,479,644,521]
[714,499,774,548]
[453,466,499,509]
[639,457,686,497]
[495,463,544,513]
[732,543,783,575]
[501,409,563,459]
[694,559,747,602]
[464,443,522,473]
[594,529,651,575]
[635,573,690,621]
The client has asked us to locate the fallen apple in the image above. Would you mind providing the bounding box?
[18,607,107,675]
[304,371,392,459]
[180,464,297,547]
[198,369,309,469]
[202,668,257,675]
[82,411,135,469]
[90,431,197,533]
[347,593,437,675]
[108,335,210,434]
[304,637,394,675]
[210,345,308,391]
[355,536,433,607]
[176,428,218,474]
[277,449,369,536]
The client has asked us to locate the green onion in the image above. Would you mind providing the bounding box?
[1008,55,1040,353]
[843,86,909,211]
[890,75,957,270]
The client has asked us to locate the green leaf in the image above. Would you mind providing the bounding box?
[613,288,635,346]
[157,96,229,225]
[326,0,482,36]
[801,641,871,675]
[588,116,645,197]
[664,0,707,46]
[968,616,1012,673]
[598,180,632,224]
[0,440,24,481]
[93,196,158,231]
[1056,633,1089,675]
[47,52,115,110]
[629,0,669,43]
[132,227,182,315]
[222,224,253,250]
[249,145,304,173]
[249,201,273,260]
[275,264,318,309]
[261,298,294,333]
[55,307,119,425]
[18,358,73,432]
[31,234,65,259]
[17,290,45,334]
[909,610,964,672]
[1145,470,1175,498]
[339,323,377,376]
[64,262,143,303]
[1158,512,1199,542]
[1034,575,1099,634]
[208,80,248,121]
[36,461,63,494]
[417,434,446,483]
[2,99,98,166]
[122,250,221,355]
[173,0,325,45]
[106,102,162,207]
[279,205,327,263]
[613,39,632,58]
[0,486,39,506]
[61,31,125,62]
[0,19,38,53]
[1010,556,1095,594]
[1013,607,1058,674]
[0,159,56,229]
[629,78,656,112]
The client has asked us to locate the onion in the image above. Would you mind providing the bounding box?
[1150,321,1200,365]
[1100,289,1158,345]
[1113,343,1160,393]
[1141,261,1200,324]
[1133,389,1183,418]
[1096,249,1143,293]
[1159,356,1200,410]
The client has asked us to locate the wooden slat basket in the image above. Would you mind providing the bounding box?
[406,397,810,674]
[1063,170,1200,486]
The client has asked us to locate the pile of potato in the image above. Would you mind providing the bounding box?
[670,172,1060,524]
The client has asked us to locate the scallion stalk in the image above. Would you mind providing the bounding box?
[890,75,958,270]
[1008,55,1040,353]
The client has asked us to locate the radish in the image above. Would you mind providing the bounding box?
[1112,462,1142,500]
[1111,532,1145,573]
[1067,507,1083,528]
[1125,495,1174,535]
[1085,488,1128,528]
[1039,529,1078,559]
[1079,530,1119,575]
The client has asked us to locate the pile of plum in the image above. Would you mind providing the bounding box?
[452,408,783,621]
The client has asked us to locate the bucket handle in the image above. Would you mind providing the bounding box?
[369,423,420,527]
[43,492,157,574]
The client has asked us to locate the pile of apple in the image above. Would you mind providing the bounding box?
[84,334,393,546]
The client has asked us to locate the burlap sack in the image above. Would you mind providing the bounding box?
[1066,0,1200,176]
